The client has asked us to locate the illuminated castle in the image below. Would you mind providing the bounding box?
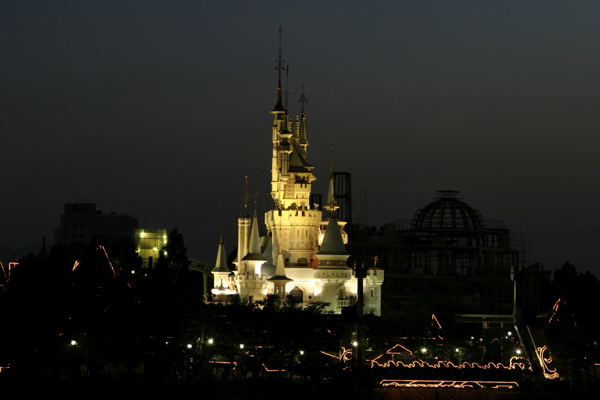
[211,35,384,315]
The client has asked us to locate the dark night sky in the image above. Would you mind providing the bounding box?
[2,1,599,276]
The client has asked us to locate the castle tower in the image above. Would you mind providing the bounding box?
[211,233,236,302]
[315,218,351,312]
[268,246,292,301]
[220,29,383,314]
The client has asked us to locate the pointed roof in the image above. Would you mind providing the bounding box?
[299,113,309,146]
[242,216,266,261]
[316,218,349,256]
[261,234,276,276]
[269,248,292,282]
[288,141,313,173]
[272,86,285,112]
[37,236,48,262]
[212,233,231,274]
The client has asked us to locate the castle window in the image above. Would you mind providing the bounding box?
[289,286,303,304]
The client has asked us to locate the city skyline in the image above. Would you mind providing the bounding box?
[2,1,599,276]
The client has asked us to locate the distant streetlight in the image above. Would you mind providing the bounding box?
[240,344,244,349]
[208,339,214,344]
[455,348,459,353]
[300,350,304,355]
[187,344,192,349]
[516,349,521,354]
[71,340,77,346]
[353,341,358,347]
[422,348,427,353]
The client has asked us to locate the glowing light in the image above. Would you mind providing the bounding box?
[535,346,559,379]
[353,341,358,347]
[71,340,77,346]
[508,331,512,336]
[131,270,135,274]
[240,344,244,349]
[455,349,459,353]
[379,379,519,389]
[187,344,192,349]
[72,260,80,271]
[516,349,521,354]
[262,363,286,372]
[141,232,145,237]
[163,235,167,239]
[153,247,157,251]
[208,339,213,344]
[300,350,304,355]
[372,351,531,372]
[422,348,427,353]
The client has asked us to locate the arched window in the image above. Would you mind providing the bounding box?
[289,286,303,304]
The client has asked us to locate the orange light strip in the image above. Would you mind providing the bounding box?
[535,346,559,379]
[98,246,117,276]
[372,355,530,371]
[548,298,561,323]
[262,363,286,372]
[379,379,519,389]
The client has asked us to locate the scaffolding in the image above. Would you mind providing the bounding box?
[347,191,533,317]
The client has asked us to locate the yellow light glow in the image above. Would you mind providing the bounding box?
[208,339,214,344]
[187,344,192,349]
[379,379,519,389]
[141,232,145,237]
[71,340,77,345]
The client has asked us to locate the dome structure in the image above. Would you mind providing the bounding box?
[411,190,484,230]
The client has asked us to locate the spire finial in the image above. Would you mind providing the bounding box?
[220,196,225,241]
[272,28,286,113]
[330,143,335,178]
[254,170,258,218]
[285,66,290,112]
[299,83,307,113]
[277,27,283,88]
[244,175,249,217]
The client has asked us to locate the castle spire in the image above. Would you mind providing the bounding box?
[213,197,230,274]
[272,27,285,113]
[298,84,309,147]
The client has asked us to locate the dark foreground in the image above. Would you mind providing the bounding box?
[1,377,599,400]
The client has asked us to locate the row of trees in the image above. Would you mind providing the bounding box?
[1,228,598,389]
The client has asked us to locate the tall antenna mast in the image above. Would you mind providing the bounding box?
[277,27,283,88]
[330,142,335,177]
[254,170,258,218]
[299,83,308,112]
[220,196,225,235]
[244,175,249,217]
[285,66,290,112]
